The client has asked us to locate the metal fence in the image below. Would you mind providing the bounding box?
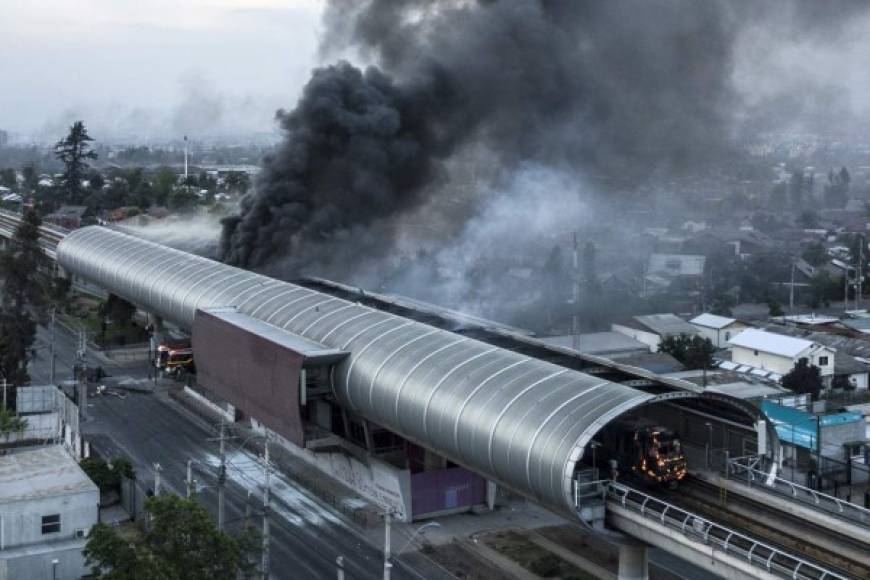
[727,455,870,527]
[607,482,847,580]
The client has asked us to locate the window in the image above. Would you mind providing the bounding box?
[799,357,808,365]
[818,356,829,366]
[725,331,731,341]
[753,350,759,356]
[41,514,60,534]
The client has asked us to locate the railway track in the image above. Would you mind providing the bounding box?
[655,476,869,579]
[0,209,67,250]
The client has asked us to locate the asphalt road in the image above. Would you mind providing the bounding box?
[29,322,439,580]
[28,321,702,580]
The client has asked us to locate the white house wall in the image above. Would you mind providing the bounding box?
[611,325,660,352]
[692,322,749,348]
[730,346,834,377]
[0,490,98,549]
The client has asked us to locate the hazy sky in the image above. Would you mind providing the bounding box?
[0,0,324,142]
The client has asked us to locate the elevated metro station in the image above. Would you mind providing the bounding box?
[3,209,865,578]
[56,226,776,524]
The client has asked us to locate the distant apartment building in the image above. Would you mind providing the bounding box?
[0,446,99,580]
[690,313,750,348]
[728,328,835,385]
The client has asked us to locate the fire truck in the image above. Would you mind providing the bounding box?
[154,338,195,377]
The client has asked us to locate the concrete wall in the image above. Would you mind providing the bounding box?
[194,309,305,446]
[0,489,98,549]
[612,325,661,352]
[731,346,794,375]
[268,426,413,522]
[694,322,749,348]
[0,538,90,580]
[730,346,835,378]
[820,420,866,460]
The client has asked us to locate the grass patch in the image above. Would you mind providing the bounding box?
[482,530,598,580]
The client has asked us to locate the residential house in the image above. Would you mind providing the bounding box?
[689,313,750,348]
[44,205,87,229]
[612,313,699,352]
[538,332,650,357]
[683,229,774,259]
[728,328,835,386]
[647,253,706,278]
[0,446,99,580]
[762,323,870,391]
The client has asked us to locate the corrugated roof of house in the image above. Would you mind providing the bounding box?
[690,313,738,330]
[728,328,817,358]
[634,313,698,337]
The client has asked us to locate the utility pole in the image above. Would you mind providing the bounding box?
[183,135,189,187]
[383,510,392,580]
[206,419,233,529]
[76,330,87,420]
[186,459,194,498]
[153,463,162,496]
[844,267,850,313]
[218,419,227,530]
[336,556,345,580]
[858,235,864,311]
[572,232,580,351]
[261,438,271,580]
[49,308,56,385]
[1,378,6,410]
[789,262,795,313]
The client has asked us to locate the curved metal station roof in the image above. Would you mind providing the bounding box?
[58,227,705,514]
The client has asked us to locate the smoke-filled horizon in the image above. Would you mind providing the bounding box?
[218,0,870,326]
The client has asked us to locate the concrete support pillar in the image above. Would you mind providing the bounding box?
[617,544,648,580]
[485,480,497,510]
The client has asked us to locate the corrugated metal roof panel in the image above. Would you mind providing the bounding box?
[56,226,657,515]
[728,328,813,358]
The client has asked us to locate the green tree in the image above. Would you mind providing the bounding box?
[101,294,136,328]
[782,359,822,400]
[0,406,27,436]
[167,189,199,213]
[55,121,97,204]
[789,170,809,209]
[808,271,840,308]
[22,165,38,191]
[801,242,828,267]
[80,457,136,492]
[88,170,106,192]
[659,334,715,370]
[152,169,178,207]
[84,495,257,580]
[0,168,15,189]
[797,210,819,229]
[0,210,68,385]
[769,182,787,209]
[824,166,850,208]
[223,171,250,195]
[768,300,784,317]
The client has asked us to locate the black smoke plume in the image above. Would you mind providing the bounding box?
[221,0,744,269]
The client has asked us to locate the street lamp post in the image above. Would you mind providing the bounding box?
[395,522,442,558]
[705,422,713,469]
[590,440,601,480]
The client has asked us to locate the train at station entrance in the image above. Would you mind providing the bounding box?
[599,416,688,488]
[154,337,195,377]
